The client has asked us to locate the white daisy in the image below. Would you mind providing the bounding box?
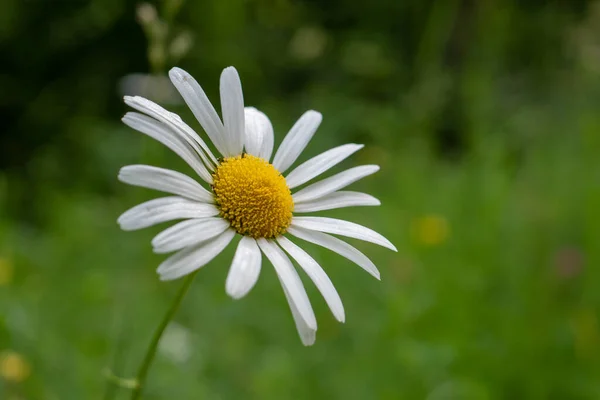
[118,66,397,345]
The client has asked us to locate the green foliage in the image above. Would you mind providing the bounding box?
[1,0,599,399]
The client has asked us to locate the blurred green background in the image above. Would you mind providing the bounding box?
[1,0,599,398]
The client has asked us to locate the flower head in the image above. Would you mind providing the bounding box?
[118,66,396,345]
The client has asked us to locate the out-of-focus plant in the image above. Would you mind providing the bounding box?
[0,350,31,384]
[411,214,449,247]
[136,0,192,74]
[120,0,194,104]
[0,258,13,286]
[571,1,600,74]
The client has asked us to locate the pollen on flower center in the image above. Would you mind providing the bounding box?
[212,154,293,238]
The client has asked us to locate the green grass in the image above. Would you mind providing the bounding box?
[1,112,597,399]
[2,0,600,398]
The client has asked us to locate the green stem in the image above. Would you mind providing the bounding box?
[130,271,197,400]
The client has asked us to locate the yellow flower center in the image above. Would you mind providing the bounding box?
[212,154,293,238]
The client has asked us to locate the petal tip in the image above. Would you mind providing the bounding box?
[301,333,317,346]
[307,110,323,121]
[157,270,178,281]
[156,262,168,274]
[226,289,245,300]
[225,281,241,299]
[364,264,381,280]
[221,67,241,85]
[116,214,126,225]
[125,95,143,104]
[222,66,238,74]
[117,167,130,181]
[121,112,135,121]
[168,67,186,81]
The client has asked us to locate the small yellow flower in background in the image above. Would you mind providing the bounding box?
[0,350,31,383]
[0,258,13,286]
[570,309,600,360]
[411,214,449,246]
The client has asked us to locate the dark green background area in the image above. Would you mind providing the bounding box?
[1,0,599,399]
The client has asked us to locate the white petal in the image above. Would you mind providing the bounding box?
[291,216,397,252]
[287,226,380,279]
[225,236,262,299]
[124,96,218,171]
[272,110,322,173]
[122,112,213,183]
[285,144,364,189]
[293,191,380,213]
[244,107,274,160]
[119,165,214,203]
[292,165,379,204]
[277,236,345,322]
[219,67,245,156]
[152,218,231,254]
[168,67,228,156]
[168,111,219,168]
[157,229,236,280]
[117,197,219,231]
[256,238,317,329]
[281,285,316,346]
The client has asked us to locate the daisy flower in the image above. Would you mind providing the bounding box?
[118,66,396,345]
